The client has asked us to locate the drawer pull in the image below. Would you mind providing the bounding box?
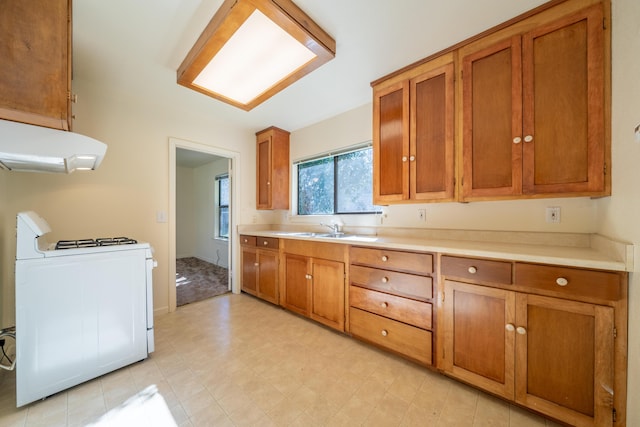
[468,266,477,274]
[516,327,527,335]
[381,276,389,283]
[381,302,388,309]
[243,238,248,243]
[556,277,569,286]
[381,329,388,337]
[263,241,268,246]
[381,255,389,262]
[505,323,515,332]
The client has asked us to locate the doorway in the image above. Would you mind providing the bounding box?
[169,138,240,312]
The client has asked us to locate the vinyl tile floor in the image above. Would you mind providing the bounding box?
[0,293,563,426]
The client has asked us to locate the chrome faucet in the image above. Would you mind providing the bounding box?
[320,222,343,234]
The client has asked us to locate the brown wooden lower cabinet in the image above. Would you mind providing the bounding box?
[281,242,345,332]
[442,279,616,426]
[240,235,279,304]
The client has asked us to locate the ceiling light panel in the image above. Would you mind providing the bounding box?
[177,0,335,111]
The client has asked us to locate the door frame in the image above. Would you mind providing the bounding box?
[168,137,241,312]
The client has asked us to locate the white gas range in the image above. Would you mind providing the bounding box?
[15,211,156,407]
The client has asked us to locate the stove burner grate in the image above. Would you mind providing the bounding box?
[55,237,138,250]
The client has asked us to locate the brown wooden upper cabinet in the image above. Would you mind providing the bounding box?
[256,127,290,210]
[372,0,610,204]
[0,0,73,130]
[459,1,608,201]
[373,53,455,204]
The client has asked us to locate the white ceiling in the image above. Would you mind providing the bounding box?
[72,0,549,134]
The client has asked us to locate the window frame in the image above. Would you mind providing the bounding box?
[294,143,380,216]
[215,173,229,239]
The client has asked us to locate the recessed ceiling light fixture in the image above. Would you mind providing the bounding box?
[177,0,336,111]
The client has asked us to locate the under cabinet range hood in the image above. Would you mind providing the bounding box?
[0,119,107,173]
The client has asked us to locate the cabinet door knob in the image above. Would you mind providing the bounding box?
[513,136,522,144]
[254,262,259,267]
[267,181,271,185]
[381,329,388,337]
[381,302,388,308]
[381,276,389,283]
[556,277,569,286]
[468,266,477,274]
[516,326,527,335]
[524,135,533,143]
[381,255,388,262]
[243,238,248,243]
[505,323,515,332]
[305,274,312,280]
[402,156,408,162]
[409,155,415,161]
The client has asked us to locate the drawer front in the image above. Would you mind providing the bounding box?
[350,247,433,275]
[515,263,621,301]
[441,255,512,284]
[240,235,256,246]
[350,286,432,330]
[350,265,433,300]
[350,308,432,365]
[257,237,279,250]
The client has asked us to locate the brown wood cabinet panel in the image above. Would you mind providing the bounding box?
[350,307,432,366]
[350,285,432,330]
[256,127,290,210]
[514,294,614,426]
[240,235,256,246]
[441,255,513,285]
[522,4,605,194]
[257,250,279,304]
[411,63,455,201]
[0,0,72,130]
[515,262,621,301]
[282,254,310,316]
[350,247,433,275]
[350,265,432,301]
[241,246,258,296]
[256,237,279,250]
[310,258,345,331]
[373,82,409,203]
[462,36,522,198]
[443,280,515,399]
[283,239,346,262]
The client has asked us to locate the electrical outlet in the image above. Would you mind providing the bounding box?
[546,206,561,223]
[418,209,426,222]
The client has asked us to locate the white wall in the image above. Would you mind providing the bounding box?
[176,165,196,258]
[288,104,599,234]
[193,158,230,268]
[0,78,256,322]
[176,159,230,267]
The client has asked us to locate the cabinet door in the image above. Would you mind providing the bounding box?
[410,62,455,201]
[282,254,310,316]
[256,134,273,209]
[443,280,515,399]
[241,246,258,296]
[515,294,614,426]
[310,259,345,331]
[257,250,279,305]
[461,36,523,200]
[522,4,605,195]
[0,0,71,130]
[373,81,409,203]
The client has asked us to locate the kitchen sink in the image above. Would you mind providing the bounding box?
[272,231,378,242]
